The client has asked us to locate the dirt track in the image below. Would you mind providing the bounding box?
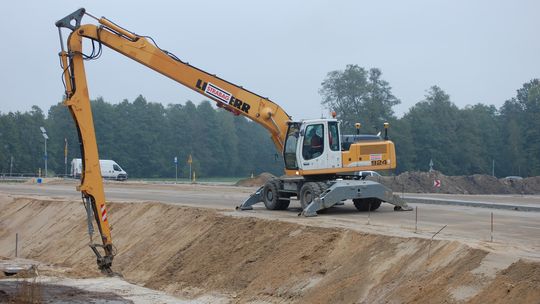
[1,193,539,303]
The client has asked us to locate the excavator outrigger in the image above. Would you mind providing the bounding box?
[55,8,411,275]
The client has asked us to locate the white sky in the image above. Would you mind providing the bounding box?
[1,0,538,119]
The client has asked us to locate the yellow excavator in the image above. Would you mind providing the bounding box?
[55,8,411,275]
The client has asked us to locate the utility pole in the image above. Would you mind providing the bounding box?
[492,159,495,177]
[9,156,13,176]
[40,127,48,177]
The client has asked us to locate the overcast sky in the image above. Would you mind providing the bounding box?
[1,1,538,120]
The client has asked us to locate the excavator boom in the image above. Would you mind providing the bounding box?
[57,8,290,151]
[56,8,293,274]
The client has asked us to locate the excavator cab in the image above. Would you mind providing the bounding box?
[284,119,343,173]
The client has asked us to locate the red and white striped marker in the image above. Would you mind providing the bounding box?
[100,204,108,222]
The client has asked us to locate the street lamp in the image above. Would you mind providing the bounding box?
[40,127,48,177]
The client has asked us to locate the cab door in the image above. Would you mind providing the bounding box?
[300,123,327,170]
[326,121,341,169]
[283,122,301,170]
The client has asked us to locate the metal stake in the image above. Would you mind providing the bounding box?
[367,201,371,225]
[15,233,18,257]
[428,224,447,259]
[490,212,493,242]
[415,207,418,233]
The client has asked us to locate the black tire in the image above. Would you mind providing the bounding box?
[299,182,322,210]
[313,182,331,212]
[316,181,328,193]
[263,179,290,210]
[353,198,382,212]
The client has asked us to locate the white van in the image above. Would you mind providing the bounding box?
[71,158,128,181]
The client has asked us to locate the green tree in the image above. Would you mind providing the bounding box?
[499,79,540,176]
[164,103,191,178]
[389,117,415,173]
[46,102,79,176]
[403,86,462,174]
[233,116,283,176]
[458,104,500,175]
[0,106,46,175]
[0,112,17,174]
[320,65,400,133]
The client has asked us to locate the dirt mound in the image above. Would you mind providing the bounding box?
[1,197,539,303]
[236,171,540,194]
[235,172,276,187]
[371,171,540,194]
[468,260,540,303]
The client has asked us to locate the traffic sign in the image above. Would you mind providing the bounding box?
[433,179,441,188]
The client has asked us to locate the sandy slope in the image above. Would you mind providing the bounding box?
[0,194,539,303]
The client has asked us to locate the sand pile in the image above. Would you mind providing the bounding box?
[0,197,539,303]
[235,172,276,187]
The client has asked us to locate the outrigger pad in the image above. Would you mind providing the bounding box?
[389,194,413,211]
[237,186,264,210]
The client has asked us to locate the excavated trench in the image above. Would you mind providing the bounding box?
[0,196,539,303]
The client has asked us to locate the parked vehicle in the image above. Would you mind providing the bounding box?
[357,171,382,178]
[341,170,382,179]
[71,158,128,181]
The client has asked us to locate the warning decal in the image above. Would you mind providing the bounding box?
[100,204,108,222]
[370,154,383,161]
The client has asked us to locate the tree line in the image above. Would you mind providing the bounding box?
[0,66,538,178]
[320,65,540,177]
[0,97,283,178]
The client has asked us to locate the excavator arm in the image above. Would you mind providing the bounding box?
[57,8,291,151]
[56,9,116,275]
[56,8,292,274]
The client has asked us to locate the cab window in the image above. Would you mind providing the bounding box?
[113,164,121,171]
[328,121,340,151]
[284,123,300,169]
[302,124,324,160]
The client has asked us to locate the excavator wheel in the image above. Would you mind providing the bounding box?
[313,182,333,213]
[299,182,322,210]
[263,179,290,210]
[353,198,382,212]
[316,181,329,193]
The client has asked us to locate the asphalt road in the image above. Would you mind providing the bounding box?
[1,182,539,261]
